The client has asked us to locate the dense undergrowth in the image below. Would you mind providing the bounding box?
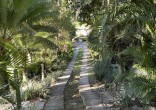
[77,0,156,109]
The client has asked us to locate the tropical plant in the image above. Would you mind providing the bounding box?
[79,0,156,108]
[93,59,111,82]
[0,0,75,109]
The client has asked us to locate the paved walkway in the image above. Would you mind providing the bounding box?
[44,47,79,110]
[44,42,105,110]
[79,42,104,110]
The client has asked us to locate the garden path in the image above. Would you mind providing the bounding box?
[44,45,79,110]
[44,41,114,110]
[79,42,104,110]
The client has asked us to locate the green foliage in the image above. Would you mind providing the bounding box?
[116,65,156,105]
[22,105,37,110]
[76,0,156,108]
[78,49,83,58]
[21,81,49,101]
[93,59,120,82]
[27,62,41,77]
[75,49,83,69]
[20,72,57,101]
[51,50,73,71]
[1,94,16,104]
[0,1,76,109]
[93,59,111,82]
[121,95,132,108]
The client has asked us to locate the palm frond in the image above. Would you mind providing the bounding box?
[21,1,52,22]
[130,75,156,102]
[27,11,59,24]
[35,36,58,50]
[0,0,7,27]
[32,25,58,33]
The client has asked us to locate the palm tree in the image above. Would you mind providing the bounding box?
[0,0,59,108]
[0,0,58,85]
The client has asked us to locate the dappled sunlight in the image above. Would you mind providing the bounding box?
[81,64,87,68]
[79,84,91,92]
[78,41,105,110]
[80,72,88,77]
[80,59,87,62]
[54,81,66,86]
[44,41,79,110]
[58,75,70,80]
[87,104,103,109]
[103,103,114,108]
[49,95,63,100]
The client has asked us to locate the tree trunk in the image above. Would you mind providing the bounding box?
[23,67,28,82]
[27,51,32,63]
[14,69,22,109]
[57,0,60,6]
[107,0,110,7]
[75,8,80,21]
[22,53,28,82]
[41,63,45,81]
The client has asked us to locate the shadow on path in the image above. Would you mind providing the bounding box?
[44,46,79,110]
[79,42,104,110]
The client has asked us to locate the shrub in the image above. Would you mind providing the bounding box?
[119,66,156,106]
[21,71,63,101]
[93,59,120,82]
[21,80,49,101]
[93,59,111,81]
[27,62,41,78]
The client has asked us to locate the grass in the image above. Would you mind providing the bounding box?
[64,49,85,110]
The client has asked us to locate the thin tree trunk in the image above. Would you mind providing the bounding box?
[27,51,32,63]
[3,28,7,38]
[23,68,28,82]
[23,53,28,82]
[107,0,110,8]
[57,0,60,6]
[41,63,45,81]
[14,69,22,109]
[75,8,80,21]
